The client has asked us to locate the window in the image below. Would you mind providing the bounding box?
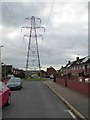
[74,67,76,70]
[2,83,7,90]
[77,66,78,70]
[81,66,82,69]
[87,64,90,68]
[79,66,81,69]
[0,82,7,91]
[83,66,85,70]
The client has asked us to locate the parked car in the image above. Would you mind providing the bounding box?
[30,74,39,78]
[6,77,22,90]
[85,78,90,82]
[0,82,11,107]
[49,74,54,79]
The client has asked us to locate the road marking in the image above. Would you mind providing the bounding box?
[65,110,77,119]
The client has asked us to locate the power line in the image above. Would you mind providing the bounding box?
[2,2,15,27]
[19,2,25,23]
[5,2,19,28]
[46,0,55,28]
[43,0,55,38]
[3,1,20,32]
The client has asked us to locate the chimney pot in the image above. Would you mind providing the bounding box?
[68,61,71,64]
[76,57,79,61]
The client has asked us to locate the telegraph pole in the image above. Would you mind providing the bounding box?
[22,16,45,78]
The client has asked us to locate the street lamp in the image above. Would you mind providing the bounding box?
[0,45,4,81]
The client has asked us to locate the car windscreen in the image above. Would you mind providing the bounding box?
[8,79,20,83]
[0,82,2,90]
[0,82,7,91]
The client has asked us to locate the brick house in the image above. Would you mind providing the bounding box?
[12,68,25,78]
[2,65,12,79]
[47,66,57,77]
[59,56,90,79]
[56,56,90,96]
[83,57,90,76]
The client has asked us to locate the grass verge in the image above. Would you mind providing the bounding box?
[25,77,47,81]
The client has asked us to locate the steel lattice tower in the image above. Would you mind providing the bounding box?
[22,16,45,77]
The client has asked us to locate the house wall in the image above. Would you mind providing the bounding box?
[60,63,90,77]
[47,67,57,76]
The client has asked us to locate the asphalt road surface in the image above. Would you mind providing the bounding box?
[2,80,72,118]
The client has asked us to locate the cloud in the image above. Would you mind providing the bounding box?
[1,1,88,70]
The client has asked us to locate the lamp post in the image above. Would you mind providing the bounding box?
[4,64,6,79]
[0,46,3,81]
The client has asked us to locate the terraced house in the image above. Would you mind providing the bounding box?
[59,56,90,80]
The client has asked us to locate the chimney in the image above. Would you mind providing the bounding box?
[68,61,71,64]
[61,66,63,68]
[76,57,79,61]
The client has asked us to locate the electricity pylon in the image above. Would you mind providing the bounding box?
[22,16,45,77]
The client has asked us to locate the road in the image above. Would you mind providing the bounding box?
[2,80,72,118]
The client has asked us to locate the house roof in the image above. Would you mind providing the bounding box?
[69,57,86,67]
[81,56,89,63]
[47,66,57,71]
[85,57,90,63]
[59,56,90,71]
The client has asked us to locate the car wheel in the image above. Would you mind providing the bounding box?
[6,95,11,105]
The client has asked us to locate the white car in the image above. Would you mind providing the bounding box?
[85,78,90,82]
[49,75,54,79]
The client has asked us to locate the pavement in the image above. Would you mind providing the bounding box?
[44,80,89,120]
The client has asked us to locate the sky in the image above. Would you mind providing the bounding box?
[0,0,89,71]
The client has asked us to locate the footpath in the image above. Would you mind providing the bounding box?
[44,80,89,120]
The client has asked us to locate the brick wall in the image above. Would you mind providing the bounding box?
[56,78,65,86]
[67,79,89,97]
[56,77,90,97]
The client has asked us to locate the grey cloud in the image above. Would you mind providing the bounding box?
[2,2,48,27]
[1,1,88,69]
